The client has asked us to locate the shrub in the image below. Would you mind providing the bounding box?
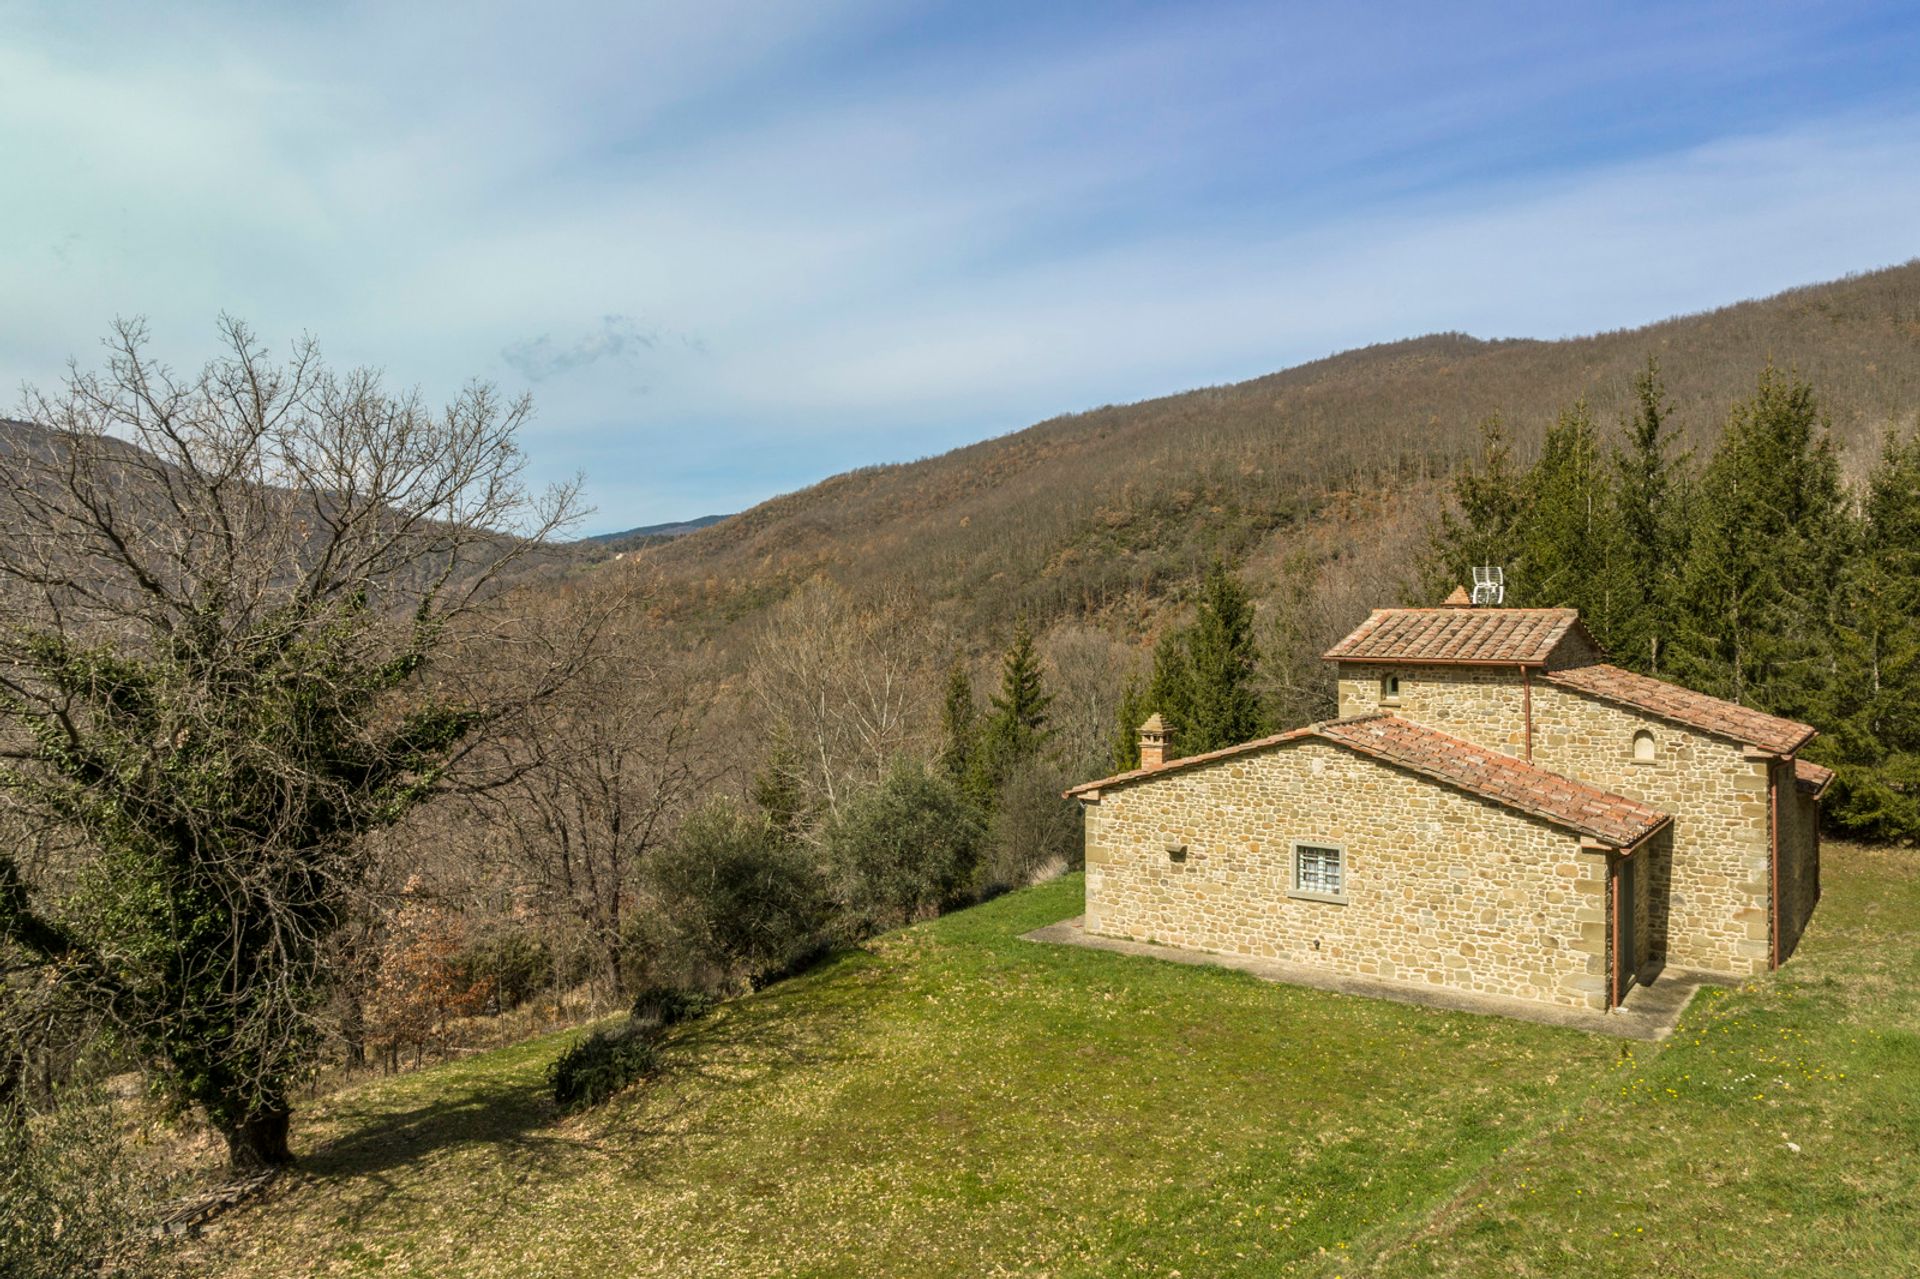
[0,1088,164,1279]
[641,801,831,992]
[826,764,987,936]
[548,1022,661,1113]
[630,986,717,1029]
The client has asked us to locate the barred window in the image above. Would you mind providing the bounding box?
[1292,842,1345,901]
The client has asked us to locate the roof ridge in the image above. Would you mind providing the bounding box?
[1309,715,1667,845]
[1541,662,1816,755]
[1323,606,1595,666]
[1064,711,1670,847]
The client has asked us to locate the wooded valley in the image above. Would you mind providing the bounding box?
[3,261,1920,1274]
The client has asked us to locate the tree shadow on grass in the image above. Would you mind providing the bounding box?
[300,1067,563,1181]
[288,948,889,1218]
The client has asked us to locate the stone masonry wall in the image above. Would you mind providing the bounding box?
[1338,664,1785,977]
[1777,773,1820,964]
[1624,826,1665,990]
[1083,740,1612,1010]
[1524,684,1773,976]
[1337,664,1529,756]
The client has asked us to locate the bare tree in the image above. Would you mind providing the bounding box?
[482,577,715,1000]
[746,578,938,831]
[1040,624,1146,779]
[0,317,583,1168]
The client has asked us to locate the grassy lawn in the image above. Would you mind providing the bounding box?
[195,843,1919,1278]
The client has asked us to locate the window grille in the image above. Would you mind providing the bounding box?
[1294,843,1344,897]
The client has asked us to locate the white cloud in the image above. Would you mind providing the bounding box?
[2,2,1917,531]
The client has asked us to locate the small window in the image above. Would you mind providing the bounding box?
[1290,842,1347,903]
[1380,674,1402,705]
[1631,729,1657,764]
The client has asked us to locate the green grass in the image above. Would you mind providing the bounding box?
[197,844,1920,1277]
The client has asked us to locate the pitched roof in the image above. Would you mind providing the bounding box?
[1541,663,1817,756]
[1314,716,1670,847]
[1064,714,1670,848]
[1323,608,1586,665]
[1794,758,1835,798]
[1062,725,1318,798]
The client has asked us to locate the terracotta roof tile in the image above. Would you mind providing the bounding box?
[1542,663,1816,755]
[1313,716,1670,847]
[1323,608,1586,665]
[1794,758,1835,797]
[1062,725,1318,798]
[1065,714,1670,848]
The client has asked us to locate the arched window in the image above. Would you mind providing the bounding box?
[1381,674,1402,704]
[1631,729,1656,763]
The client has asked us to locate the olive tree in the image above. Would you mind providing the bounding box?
[0,317,582,1168]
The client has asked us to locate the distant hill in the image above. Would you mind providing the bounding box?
[615,260,1920,650]
[583,514,731,548]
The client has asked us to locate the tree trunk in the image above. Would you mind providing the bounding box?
[223,1104,294,1170]
[341,989,367,1070]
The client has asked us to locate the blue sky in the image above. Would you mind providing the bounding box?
[4,2,1919,534]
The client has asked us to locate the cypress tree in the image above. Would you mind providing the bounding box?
[1671,365,1846,714]
[1818,426,1920,841]
[1610,359,1692,675]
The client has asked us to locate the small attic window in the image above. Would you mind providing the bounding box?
[1380,674,1402,705]
[1631,729,1657,764]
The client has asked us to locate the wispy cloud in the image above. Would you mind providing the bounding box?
[502,315,669,383]
[2,1,1918,531]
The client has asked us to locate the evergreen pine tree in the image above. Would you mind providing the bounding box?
[1424,415,1527,599]
[1111,676,1149,773]
[938,661,979,786]
[1514,400,1631,644]
[1610,358,1692,675]
[1177,559,1265,754]
[1146,625,1192,742]
[1817,426,1920,841]
[971,620,1053,805]
[751,735,811,847]
[1671,365,1846,714]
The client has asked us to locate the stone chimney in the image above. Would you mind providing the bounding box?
[1138,713,1172,769]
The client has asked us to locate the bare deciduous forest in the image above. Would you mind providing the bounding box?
[4,261,1920,1272]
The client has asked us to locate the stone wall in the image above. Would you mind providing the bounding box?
[1623,827,1666,990]
[1526,683,1773,976]
[1777,773,1820,964]
[1082,739,1612,1010]
[1337,663,1786,978]
[1337,663,1529,756]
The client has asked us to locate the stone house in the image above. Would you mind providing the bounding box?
[1065,602,1831,1012]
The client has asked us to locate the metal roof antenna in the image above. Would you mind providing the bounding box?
[1471,565,1505,606]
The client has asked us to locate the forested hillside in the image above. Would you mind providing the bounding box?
[619,260,1920,644]
[7,265,1920,1274]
